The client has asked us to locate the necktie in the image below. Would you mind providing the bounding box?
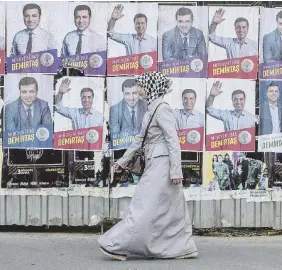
[76,33,83,55]
[183,37,188,58]
[26,32,33,54]
[132,110,137,129]
[27,108,32,127]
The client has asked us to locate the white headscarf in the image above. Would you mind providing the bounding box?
[136,71,172,106]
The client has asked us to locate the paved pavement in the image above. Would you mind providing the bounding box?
[0,233,281,270]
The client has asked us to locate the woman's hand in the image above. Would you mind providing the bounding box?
[172,178,183,185]
[113,163,123,173]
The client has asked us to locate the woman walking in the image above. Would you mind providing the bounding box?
[98,72,198,260]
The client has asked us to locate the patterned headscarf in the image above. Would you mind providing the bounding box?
[136,71,172,106]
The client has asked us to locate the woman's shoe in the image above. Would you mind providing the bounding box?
[175,251,198,259]
[99,246,127,261]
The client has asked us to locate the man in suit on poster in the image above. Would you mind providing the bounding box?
[263,11,282,62]
[5,76,52,131]
[110,78,147,136]
[260,81,282,135]
[10,3,57,56]
[162,7,207,61]
[61,4,106,56]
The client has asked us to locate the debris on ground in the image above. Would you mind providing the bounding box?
[193,227,282,237]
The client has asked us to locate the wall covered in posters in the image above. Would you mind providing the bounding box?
[0,2,280,197]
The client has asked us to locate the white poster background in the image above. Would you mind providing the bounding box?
[206,78,256,135]
[54,77,104,132]
[7,1,66,56]
[0,2,5,47]
[164,78,206,116]
[107,2,158,58]
[4,74,54,114]
[107,76,136,107]
[61,2,108,53]
[259,8,282,63]
[208,6,259,62]
[158,5,208,61]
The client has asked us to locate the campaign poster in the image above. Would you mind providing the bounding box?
[0,3,5,74]
[107,77,147,150]
[0,82,4,148]
[60,2,108,76]
[68,150,106,187]
[4,74,54,149]
[205,79,256,151]
[208,6,259,79]
[267,152,282,188]
[53,77,104,151]
[181,152,202,188]
[258,80,282,152]
[163,78,205,151]
[1,149,68,188]
[158,5,208,78]
[6,1,65,74]
[107,3,158,76]
[259,8,282,79]
[203,151,266,191]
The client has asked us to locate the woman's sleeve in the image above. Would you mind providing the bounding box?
[156,104,183,179]
[116,126,145,169]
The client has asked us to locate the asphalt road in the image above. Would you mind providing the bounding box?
[0,233,281,270]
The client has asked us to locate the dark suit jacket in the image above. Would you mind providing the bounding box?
[263,28,282,62]
[260,101,282,135]
[162,26,207,61]
[5,98,52,131]
[110,99,147,136]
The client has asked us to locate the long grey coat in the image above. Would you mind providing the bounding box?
[98,98,197,258]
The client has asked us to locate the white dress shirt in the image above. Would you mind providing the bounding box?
[61,28,106,56]
[269,103,280,134]
[10,27,57,56]
[108,28,157,55]
[209,32,258,59]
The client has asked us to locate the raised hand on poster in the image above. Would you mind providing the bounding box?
[212,9,225,25]
[59,78,71,94]
[111,4,125,21]
[210,81,223,97]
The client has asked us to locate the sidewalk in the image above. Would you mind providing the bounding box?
[0,233,280,270]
